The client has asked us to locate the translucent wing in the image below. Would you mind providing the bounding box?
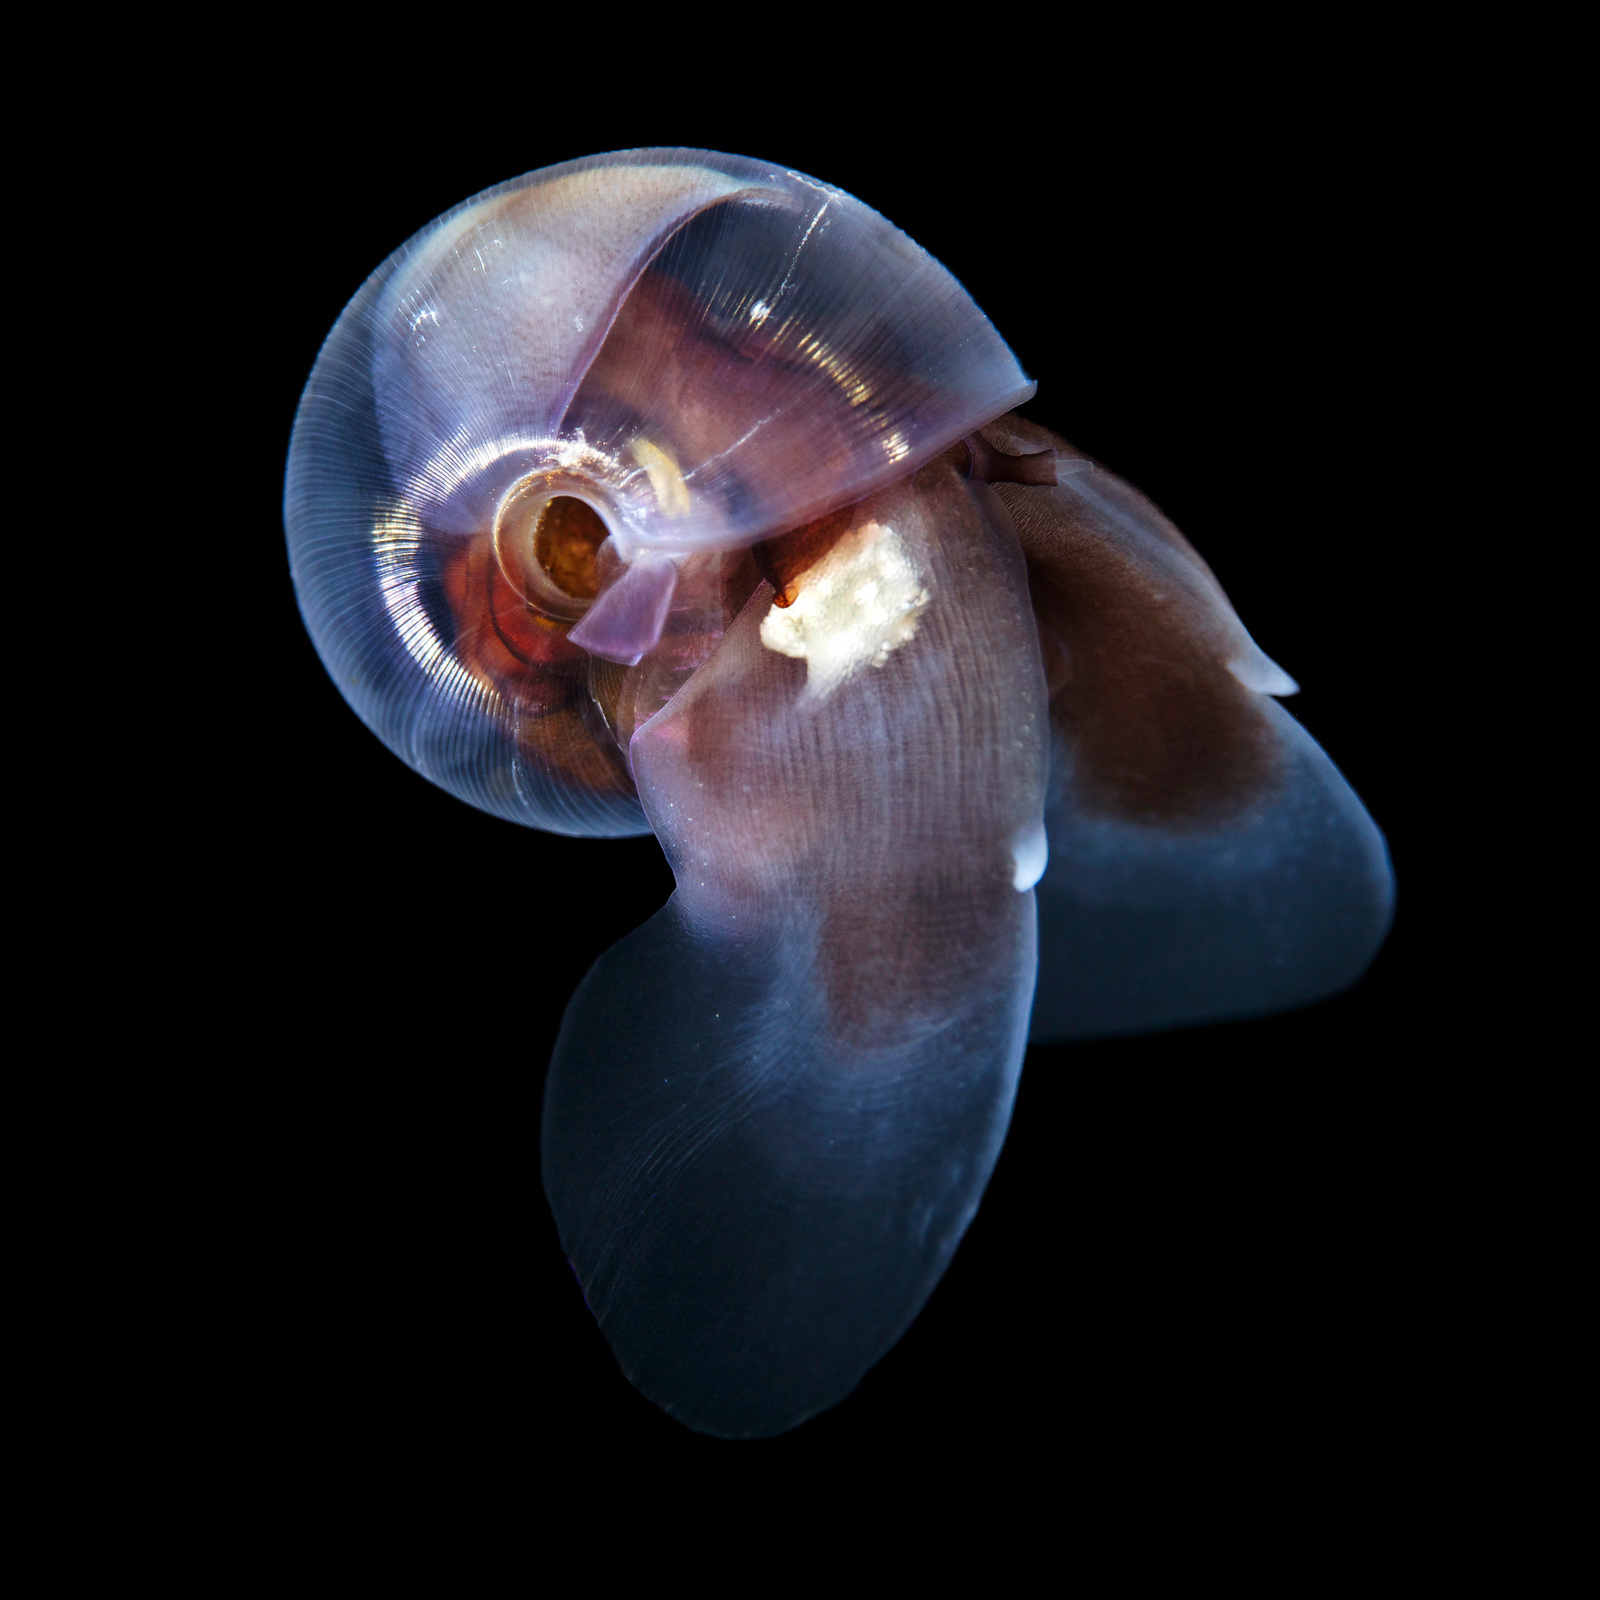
[977,416,1394,1039]
[541,463,1048,1436]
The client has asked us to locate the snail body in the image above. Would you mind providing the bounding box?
[286,150,1393,1436]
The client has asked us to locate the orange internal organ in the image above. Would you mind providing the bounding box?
[438,532,633,798]
[534,496,607,600]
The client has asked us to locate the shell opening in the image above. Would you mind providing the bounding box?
[493,478,614,620]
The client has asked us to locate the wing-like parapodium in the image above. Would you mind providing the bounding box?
[978,416,1394,1040]
[542,462,1048,1436]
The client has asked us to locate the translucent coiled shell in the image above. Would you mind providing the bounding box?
[285,150,1033,835]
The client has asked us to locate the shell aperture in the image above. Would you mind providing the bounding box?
[284,149,1393,1436]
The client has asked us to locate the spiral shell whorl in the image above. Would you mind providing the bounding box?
[285,150,1032,834]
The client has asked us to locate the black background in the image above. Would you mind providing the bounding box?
[196,81,1438,1502]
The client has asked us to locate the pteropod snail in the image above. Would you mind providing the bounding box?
[284,149,1394,1437]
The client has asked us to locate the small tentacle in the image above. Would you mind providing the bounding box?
[955,430,1060,486]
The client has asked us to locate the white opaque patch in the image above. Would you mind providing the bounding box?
[1011,821,1049,890]
[759,520,931,702]
[1227,647,1299,697]
[631,437,691,518]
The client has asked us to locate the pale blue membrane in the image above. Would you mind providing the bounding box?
[1031,701,1394,1040]
[543,892,1034,1438]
